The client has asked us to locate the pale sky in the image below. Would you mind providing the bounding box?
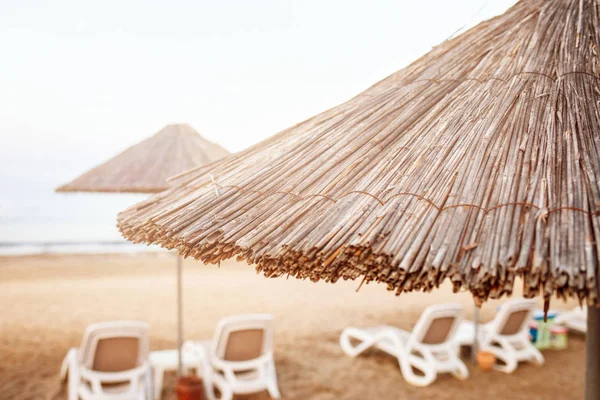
[0,0,518,185]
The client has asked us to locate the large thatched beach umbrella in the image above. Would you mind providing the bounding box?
[58,123,229,375]
[57,123,229,193]
[118,1,600,397]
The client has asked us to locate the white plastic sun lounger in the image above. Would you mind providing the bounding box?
[555,306,587,334]
[340,304,468,387]
[184,314,281,400]
[60,321,152,400]
[456,298,544,373]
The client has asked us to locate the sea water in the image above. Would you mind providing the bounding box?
[0,175,163,255]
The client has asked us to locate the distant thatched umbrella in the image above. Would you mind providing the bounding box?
[57,123,229,193]
[118,1,600,396]
[58,123,230,376]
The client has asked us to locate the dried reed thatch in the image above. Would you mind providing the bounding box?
[56,124,229,193]
[119,0,600,305]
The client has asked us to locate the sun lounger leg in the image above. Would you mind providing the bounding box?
[211,374,233,400]
[60,348,75,381]
[450,354,469,380]
[339,328,376,357]
[528,343,544,366]
[64,349,79,400]
[266,358,281,399]
[152,365,164,400]
[397,352,437,387]
[484,345,517,374]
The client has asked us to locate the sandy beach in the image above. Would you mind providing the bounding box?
[0,253,585,400]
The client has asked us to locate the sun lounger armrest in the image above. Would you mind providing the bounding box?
[211,352,273,372]
[80,363,149,384]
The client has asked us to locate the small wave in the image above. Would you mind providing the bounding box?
[0,241,164,256]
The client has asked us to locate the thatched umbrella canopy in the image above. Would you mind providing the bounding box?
[57,123,229,193]
[119,0,600,307]
[118,1,600,396]
[57,123,229,377]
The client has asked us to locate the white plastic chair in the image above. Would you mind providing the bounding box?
[185,314,281,400]
[456,298,544,373]
[555,306,587,333]
[339,304,468,387]
[60,321,152,400]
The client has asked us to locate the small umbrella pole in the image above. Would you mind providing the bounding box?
[177,254,183,376]
[586,306,600,400]
[471,305,480,363]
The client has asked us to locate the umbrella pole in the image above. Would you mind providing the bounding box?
[586,306,600,400]
[177,254,183,377]
[471,305,479,363]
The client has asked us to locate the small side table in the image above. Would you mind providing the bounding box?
[149,349,206,400]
